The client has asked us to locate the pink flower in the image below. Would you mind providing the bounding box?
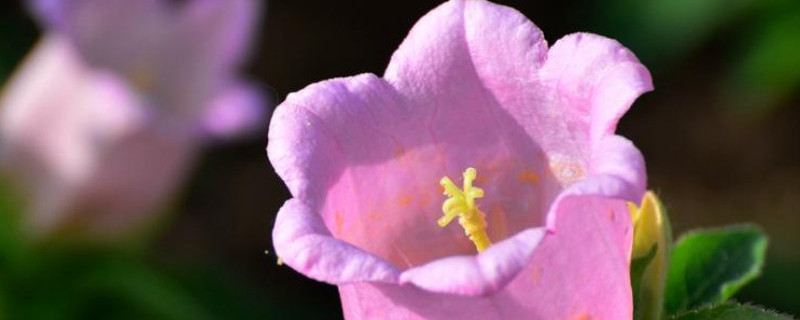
[268,1,651,319]
[0,0,263,237]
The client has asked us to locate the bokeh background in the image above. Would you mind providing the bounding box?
[0,0,798,318]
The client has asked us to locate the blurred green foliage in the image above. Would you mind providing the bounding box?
[728,3,800,114]
[594,0,800,114]
[596,0,758,67]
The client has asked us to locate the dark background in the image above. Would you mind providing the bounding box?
[1,0,798,318]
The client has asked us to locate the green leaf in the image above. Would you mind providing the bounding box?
[669,303,793,320]
[665,224,767,315]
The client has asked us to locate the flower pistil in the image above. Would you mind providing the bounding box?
[438,167,492,252]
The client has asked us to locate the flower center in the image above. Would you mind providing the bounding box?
[438,167,492,252]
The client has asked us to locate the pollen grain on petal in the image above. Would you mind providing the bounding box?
[518,169,541,185]
[529,265,542,286]
[548,155,585,186]
[334,210,344,236]
[368,211,383,222]
[419,192,432,207]
[396,193,414,207]
[571,311,591,320]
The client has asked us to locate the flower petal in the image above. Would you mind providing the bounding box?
[399,228,545,296]
[30,0,261,117]
[338,196,633,320]
[272,199,401,284]
[161,0,261,114]
[199,82,267,139]
[505,195,634,319]
[385,1,652,177]
[545,135,647,231]
[590,135,648,200]
[540,32,654,143]
[174,0,260,78]
[29,0,165,76]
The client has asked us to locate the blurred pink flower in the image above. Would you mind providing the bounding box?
[269,0,652,319]
[0,0,264,238]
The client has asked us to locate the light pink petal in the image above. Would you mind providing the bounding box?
[29,0,166,77]
[199,82,267,139]
[545,135,646,231]
[399,228,545,296]
[173,0,260,78]
[339,283,506,320]
[386,0,583,163]
[30,0,261,120]
[540,32,654,144]
[272,199,401,284]
[159,0,262,115]
[590,135,648,201]
[339,196,632,320]
[505,195,634,319]
[386,1,651,187]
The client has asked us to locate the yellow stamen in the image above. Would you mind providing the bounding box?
[438,167,492,252]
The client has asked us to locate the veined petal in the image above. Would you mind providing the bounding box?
[273,199,401,284]
[399,228,545,296]
[505,195,634,319]
[540,33,654,144]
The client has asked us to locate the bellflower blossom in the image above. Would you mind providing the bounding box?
[269,1,651,319]
[0,0,264,237]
